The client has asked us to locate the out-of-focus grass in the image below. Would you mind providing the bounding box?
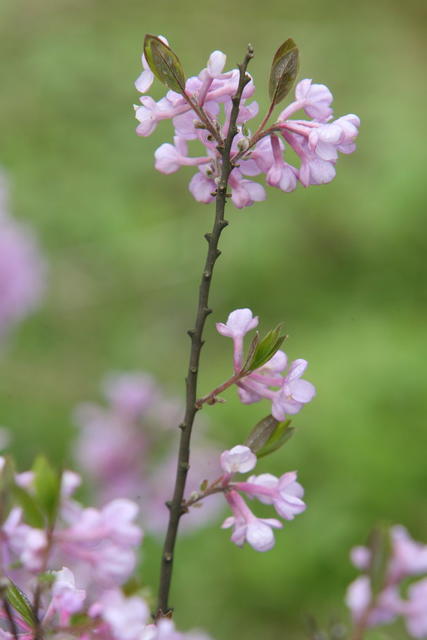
[0,0,426,638]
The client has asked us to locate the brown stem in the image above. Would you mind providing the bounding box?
[184,485,227,510]
[195,371,243,408]
[156,44,254,619]
[181,91,222,145]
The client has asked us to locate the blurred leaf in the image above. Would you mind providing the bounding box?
[199,479,209,492]
[245,414,279,452]
[144,35,186,94]
[367,524,392,596]
[257,419,294,458]
[269,38,299,107]
[32,456,61,527]
[12,484,44,529]
[243,323,286,373]
[4,580,37,627]
[245,414,293,457]
[0,456,15,524]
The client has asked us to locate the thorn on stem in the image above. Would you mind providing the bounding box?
[204,307,213,316]
[187,329,195,337]
[164,552,173,563]
[190,366,197,374]
[179,422,186,431]
[204,232,212,242]
[180,461,190,471]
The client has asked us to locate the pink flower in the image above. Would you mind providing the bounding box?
[228,171,266,209]
[188,170,216,204]
[389,526,427,582]
[345,576,400,627]
[216,308,259,340]
[307,114,360,160]
[155,138,210,175]
[220,445,257,475]
[141,619,213,640]
[350,545,371,571]
[217,308,315,419]
[265,135,297,192]
[235,471,306,520]
[402,578,427,638]
[135,39,359,206]
[222,490,282,552]
[293,78,334,122]
[50,567,86,620]
[57,499,142,587]
[0,175,46,337]
[99,589,150,640]
[271,359,316,421]
[102,372,159,419]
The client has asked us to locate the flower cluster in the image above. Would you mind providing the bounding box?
[346,525,427,637]
[217,308,315,420]
[74,372,223,535]
[0,172,45,339]
[193,444,305,552]
[135,40,360,208]
[0,457,213,640]
[1,462,141,589]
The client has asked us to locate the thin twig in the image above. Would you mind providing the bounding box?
[195,371,243,408]
[156,44,254,619]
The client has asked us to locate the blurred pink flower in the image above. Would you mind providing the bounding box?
[0,172,46,338]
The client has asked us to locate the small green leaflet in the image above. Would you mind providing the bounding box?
[269,38,299,107]
[143,35,186,94]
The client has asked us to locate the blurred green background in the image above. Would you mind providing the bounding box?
[0,0,426,637]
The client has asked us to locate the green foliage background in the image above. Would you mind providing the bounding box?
[0,0,425,638]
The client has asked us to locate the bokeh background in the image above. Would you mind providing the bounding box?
[0,0,426,638]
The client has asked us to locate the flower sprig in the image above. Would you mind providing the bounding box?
[135,36,360,208]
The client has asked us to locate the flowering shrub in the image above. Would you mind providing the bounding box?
[1,32,424,640]
[0,457,209,640]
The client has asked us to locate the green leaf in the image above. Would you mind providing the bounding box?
[144,34,186,94]
[199,479,209,492]
[367,525,392,596]
[257,419,294,458]
[245,414,280,453]
[243,323,286,373]
[241,331,259,372]
[12,484,44,529]
[4,579,37,627]
[32,456,61,527]
[0,456,15,524]
[245,415,294,458]
[269,38,299,107]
